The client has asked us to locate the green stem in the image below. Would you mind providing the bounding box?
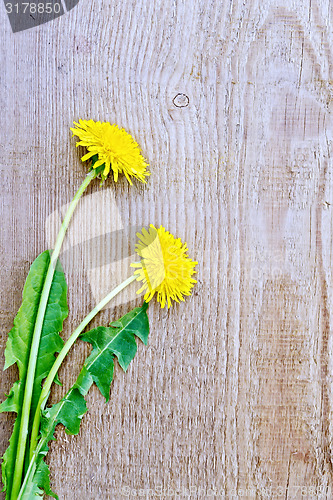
[29,274,136,460]
[11,170,96,500]
[17,442,43,500]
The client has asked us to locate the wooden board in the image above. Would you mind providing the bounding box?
[0,0,333,498]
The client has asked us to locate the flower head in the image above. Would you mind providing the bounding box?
[71,119,150,184]
[131,225,198,308]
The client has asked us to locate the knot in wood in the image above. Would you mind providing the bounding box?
[173,93,189,108]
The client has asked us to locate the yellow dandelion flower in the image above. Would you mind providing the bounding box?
[131,225,198,308]
[71,119,150,184]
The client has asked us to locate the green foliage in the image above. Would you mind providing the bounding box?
[17,388,87,500]
[17,302,149,499]
[19,461,57,500]
[0,251,68,499]
[80,302,149,400]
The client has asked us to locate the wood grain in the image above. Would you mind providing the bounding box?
[0,0,333,498]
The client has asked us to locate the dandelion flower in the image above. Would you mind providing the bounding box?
[131,225,197,308]
[71,119,150,184]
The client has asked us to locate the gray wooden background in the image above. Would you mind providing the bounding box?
[1,0,333,498]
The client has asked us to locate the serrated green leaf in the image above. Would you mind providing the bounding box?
[1,418,21,494]
[19,303,150,499]
[19,460,57,500]
[17,389,87,500]
[0,251,68,498]
[41,388,88,438]
[33,461,57,499]
[19,470,43,500]
[80,302,149,401]
[0,381,20,413]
